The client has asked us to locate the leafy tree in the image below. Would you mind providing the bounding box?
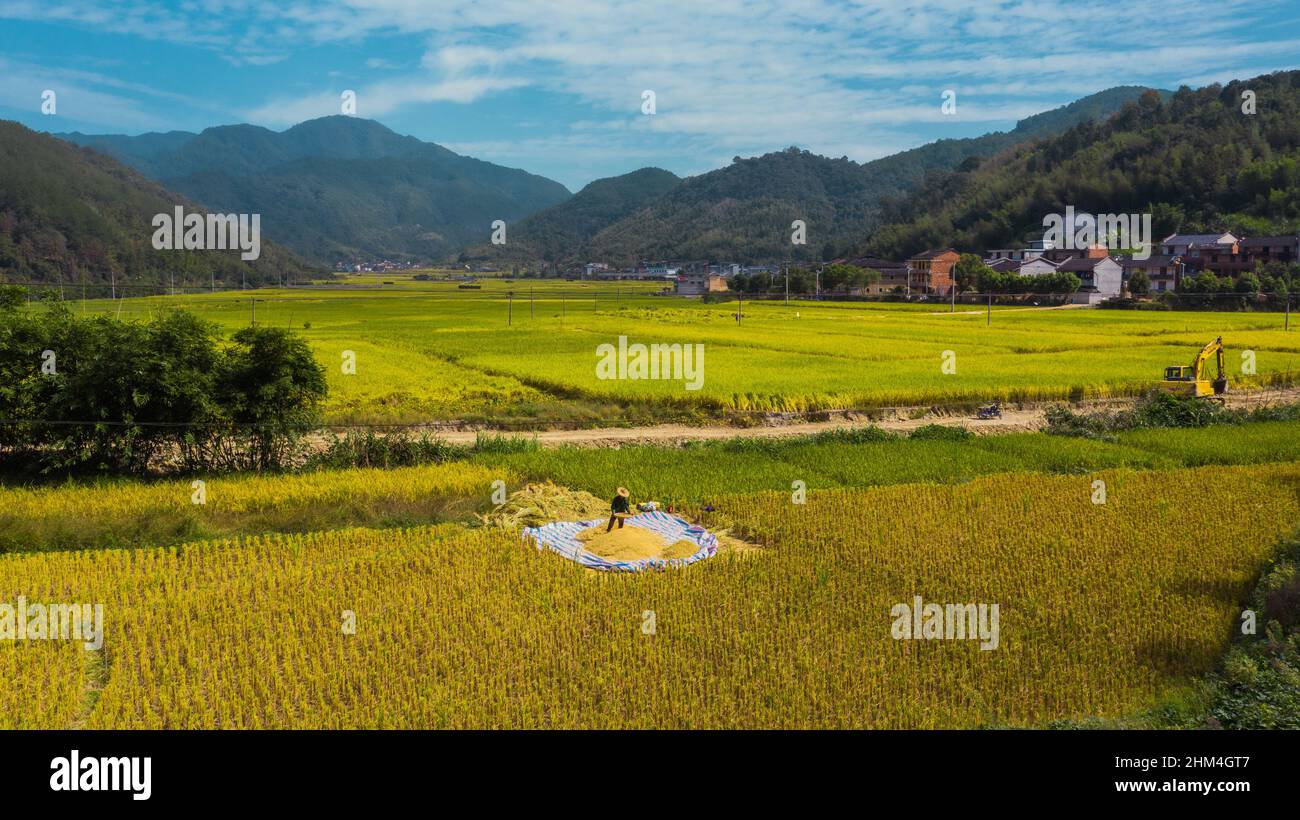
[954,253,994,293]
[0,307,327,475]
[1128,270,1150,297]
[219,327,328,470]
[820,263,880,293]
[0,285,27,310]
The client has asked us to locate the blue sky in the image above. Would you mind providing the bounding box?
[2,1,1299,192]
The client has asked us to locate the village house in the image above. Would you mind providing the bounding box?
[859,266,910,295]
[1239,235,1300,266]
[1018,256,1062,277]
[675,271,729,296]
[1160,232,1239,257]
[839,256,906,294]
[983,256,1061,276]
[1155,233,1240,276]
[1059,256,1123,304]
[906,249,959,296]
[1038,243,1111,264]
[984,238,1053,263]
[1118,254,1183,293]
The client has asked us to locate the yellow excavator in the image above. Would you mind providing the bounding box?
[1160,336,1228,398]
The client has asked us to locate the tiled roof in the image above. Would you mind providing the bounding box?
[907,249,958,260]
[1117,254,1180,267]
[1240,236,1299,247]
[1161,233,1237,245]
[1057,257,1113,272]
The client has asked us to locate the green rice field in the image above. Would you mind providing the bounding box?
[76,276,1300,425]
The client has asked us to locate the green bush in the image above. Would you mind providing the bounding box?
[0,303,327,475]
[1045,391,1240,438]
[1207,536,1300,729]
[909,424,974,441]
[309,429,470,470]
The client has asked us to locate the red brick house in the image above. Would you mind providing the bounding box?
[906,249,959,296]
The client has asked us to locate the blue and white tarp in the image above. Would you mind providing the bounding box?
[522,511,718,572]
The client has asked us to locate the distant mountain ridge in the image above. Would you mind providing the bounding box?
[58,117,573,264]
[468,86,1168,266]
[0,120,313,289]
[49,86,1169,269]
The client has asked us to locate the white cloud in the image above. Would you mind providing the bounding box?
[0,55,209,131]
[8,0,1300,179]
[243,76,528,126]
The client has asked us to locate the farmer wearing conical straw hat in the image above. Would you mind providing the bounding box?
[606,486,631,532]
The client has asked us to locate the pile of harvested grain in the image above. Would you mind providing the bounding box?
[479,482,609,529]
[576,525,700,561]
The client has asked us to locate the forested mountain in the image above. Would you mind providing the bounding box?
[586,148,876,264]
[843,86,1171,210]
[864,72,1300,259]
[0,120,314,289]
[462,167,681,265]
[517,86,1161,265]
[58,116,572,264]
[35,85,1174,270]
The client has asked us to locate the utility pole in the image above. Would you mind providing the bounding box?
[785,265,789,306]
[987,291,992,326]
[1287,293,1291,331]
[951,280,956,313]
[251,298,256,326]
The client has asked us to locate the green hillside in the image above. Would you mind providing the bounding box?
[58,116,573,265]
[866,72,1300,259]
[0,120,315,289]
[570,87,1160,265]
[462,167,681,265]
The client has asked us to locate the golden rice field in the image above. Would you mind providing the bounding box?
[0,462,507,554]
[3,462,1296,729]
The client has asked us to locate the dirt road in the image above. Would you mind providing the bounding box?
[413,385,1300,449]
[432,409,1042,447]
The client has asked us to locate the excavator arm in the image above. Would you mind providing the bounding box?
[1195,336,1228,394]
[1192,336,1224,382]
[1162,336,1227,397]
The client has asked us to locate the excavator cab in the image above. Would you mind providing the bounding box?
[1161,337,1228,398]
